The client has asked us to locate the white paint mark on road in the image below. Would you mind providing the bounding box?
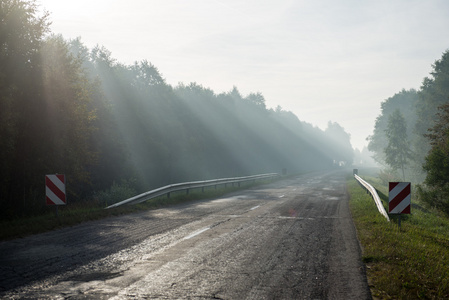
[183,227,210,240]
[279,195,285,198]
[250,205,260,210]
[278,216,315,220]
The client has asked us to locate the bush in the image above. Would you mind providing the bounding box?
[416,184,449,216]
[378,169,400,185]
[93,180,137,207]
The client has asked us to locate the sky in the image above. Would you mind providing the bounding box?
[37,0,449,150]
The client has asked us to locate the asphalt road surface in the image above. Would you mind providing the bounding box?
[0,170,371,299]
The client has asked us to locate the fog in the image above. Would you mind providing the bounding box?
[38,0,449,150]
[5,0,446,217]
[83,45,356,190]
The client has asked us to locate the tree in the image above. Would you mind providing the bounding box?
[414,50,449,177]
[131,60,165,87]
[422,102,449,187]
[418,102,449,214]
[0,0,49,212]
[67,38,132,194]
[324,121,354,166]
[39,35,97,194]
[384,109,412,180]
[245,92,266,109]
[415,51,449,136]
[367,89,418,166]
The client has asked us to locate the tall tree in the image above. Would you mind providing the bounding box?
[415,50,449,177]
[422,102,449,187]
[419,101,449,214]
[324,121,354,166]
[384,109,412,180]
[0,0,49,211]
[367,89,418,166]
[39,35,97,196]
[67,39,132,193]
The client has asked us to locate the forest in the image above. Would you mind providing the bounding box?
[367,49,449,214]
[0,0,355,217]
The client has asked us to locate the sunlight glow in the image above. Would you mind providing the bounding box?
[38,0,449,149]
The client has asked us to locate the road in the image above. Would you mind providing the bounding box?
[0,170,371,299]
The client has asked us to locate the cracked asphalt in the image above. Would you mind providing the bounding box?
[0,170,371,299]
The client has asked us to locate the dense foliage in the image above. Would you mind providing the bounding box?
[384,110,412,181]
[0,0,354,217]
[0,1,101,213]
[418,102,449,214]
[368,50,449,214]
[367,89,419,179]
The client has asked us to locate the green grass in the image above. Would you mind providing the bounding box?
[0,180,270,241]
[348,175,449,299]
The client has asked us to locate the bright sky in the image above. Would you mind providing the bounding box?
[38,0,449,150]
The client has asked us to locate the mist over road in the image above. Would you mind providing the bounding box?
[0,170,371,299]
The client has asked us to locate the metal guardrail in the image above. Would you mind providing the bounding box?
[354,174,390,221]
[106,173,280,209]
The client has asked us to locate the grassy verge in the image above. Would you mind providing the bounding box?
[348,175,449,299]
[0,180,270,241]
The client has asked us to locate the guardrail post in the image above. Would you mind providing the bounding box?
[186,189,189,195]
[167,192,170,198]
[238,182,240,187]
[202,186,204,193]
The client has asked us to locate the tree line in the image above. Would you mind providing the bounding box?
[367,50,449,214]
[0,0,354,217]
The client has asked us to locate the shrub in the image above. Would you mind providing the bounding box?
[378,169,400,185]
[416,184,449,216]
[93,180,137,207]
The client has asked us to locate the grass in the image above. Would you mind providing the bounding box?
[348,173,449,299]
[0,180,270,241]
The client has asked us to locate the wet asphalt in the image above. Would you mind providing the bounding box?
[0,170,371,299]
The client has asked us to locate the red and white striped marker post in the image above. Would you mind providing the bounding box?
[46,174,66,206]
[389,182,411,228]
